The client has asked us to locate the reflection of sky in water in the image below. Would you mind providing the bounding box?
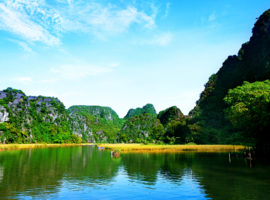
[1,147,270,200]
[25,167,209,200]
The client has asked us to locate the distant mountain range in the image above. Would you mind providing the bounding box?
[0,88,181,143]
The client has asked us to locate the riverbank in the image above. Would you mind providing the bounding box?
[0,143,246,153]
[97,144,246,153]
[0,143,94,151]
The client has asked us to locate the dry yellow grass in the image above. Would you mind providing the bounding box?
[97,143,246,153]
[0,143,94,151]
[0,143,246,153]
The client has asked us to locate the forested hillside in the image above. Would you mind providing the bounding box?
[68,105,124,143]
[124,104,157,119]
[0,88,79,143]
[189,9,270,152]
[157,106,190,144]
[117,113,164,143]
[0,94,185,144]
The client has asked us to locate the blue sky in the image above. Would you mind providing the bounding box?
[0,0,269,117]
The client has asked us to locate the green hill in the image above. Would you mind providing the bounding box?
[68,105,124,143]
[0,88,79,143]
[157,106,190,144]
[189,9,270,145]
[124,104,157,119]
[118,113,164,143]
[157,106,184,126]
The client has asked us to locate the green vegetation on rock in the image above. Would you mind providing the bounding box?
[118,113,164,144]
[118,105,192,144]
[0,88,80,144]
[189,9,270,147]
[157,106,184,125]
[68,105,124,143]
[124,104,157,119]
[157,106,192,144]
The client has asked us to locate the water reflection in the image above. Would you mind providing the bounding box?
[0,146,119,198]
[0,146,269,200]
[121,153,164,185]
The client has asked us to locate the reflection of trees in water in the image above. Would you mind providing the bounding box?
[64,147,120,183]
[0,146,120,198]
[120,153,205,186]
[121,153,201,186]
[1,149,269,199]
[159,153,194,184]
[121,153,165,185]
[190,153,270,200]
[121,152,270,199]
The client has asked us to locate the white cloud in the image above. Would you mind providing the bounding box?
[8,39,34,53]
[138,32,173,46]
[59,3,157,34]
[164,2,170,18]
[154,33,173,46]
[0,0,158,45]
[0,2,59,45]
[208,13,216,22]
[50,64,115,80]
[16,41,33,53]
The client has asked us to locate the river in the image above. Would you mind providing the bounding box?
[0,146,269,199]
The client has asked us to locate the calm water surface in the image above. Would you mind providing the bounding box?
[0,146,269,200]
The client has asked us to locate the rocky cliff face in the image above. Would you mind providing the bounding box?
[0,88,182,144]
[190,9,270,143]
[0,105,9,123]
[68,105,123,143]
[0,88,74,143]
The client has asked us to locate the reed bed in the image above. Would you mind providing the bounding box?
[97,144,246,153]
[0,143,246,153]
[0,143,94,151]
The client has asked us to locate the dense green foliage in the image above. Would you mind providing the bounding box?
[189,9,270,147]
[0,91,166,144]
[0,88,80,144]
[118,113,164,144]
[124,104,157,119]
[157,106,190,144]
[118,105,194,144]
[163,117,192,144]
[68,106,124,143]
[0,91,191,144]
[118,104,166,144]
[224,80,270,153]
[157,106,184,125]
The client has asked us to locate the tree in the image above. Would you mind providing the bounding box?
[224,80,270,154]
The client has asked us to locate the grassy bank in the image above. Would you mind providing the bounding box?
[0,143,246,153]
[97,144,246,153]
[0,143,94,151]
